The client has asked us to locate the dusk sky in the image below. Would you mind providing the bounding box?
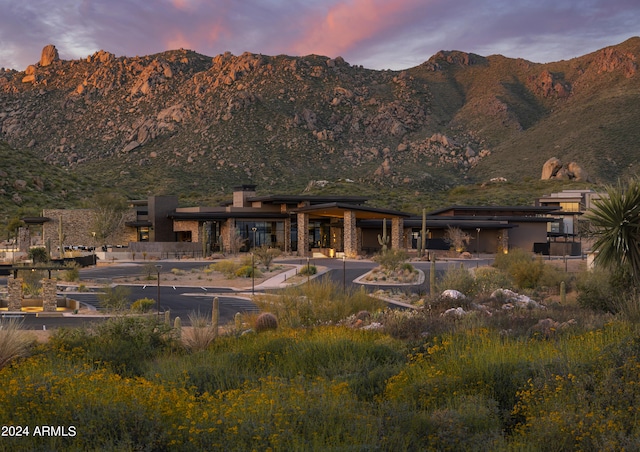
[1,0,639,71]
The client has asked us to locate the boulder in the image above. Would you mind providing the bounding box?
[541,157,562,179]
[441,289,465,300]
[567,162,589,181]
[40,44,59,67]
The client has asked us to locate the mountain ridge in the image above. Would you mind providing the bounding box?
[0,37,639,216]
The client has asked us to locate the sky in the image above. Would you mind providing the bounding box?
[1,0,639,71]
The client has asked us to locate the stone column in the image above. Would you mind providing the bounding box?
[41,279,58,312]
[284,218,291,253]
[391,217,404,250]
[343,210,358,258]
[297,213,309,257]
[7,278,23,311]
[222,219,235,254]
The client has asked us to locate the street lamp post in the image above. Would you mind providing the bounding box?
[476,228,480,259]
[251,252,255,295]
[252,227,257,249]
[155,264,162,319]
[91,231,96,265]
[306,257,310,283]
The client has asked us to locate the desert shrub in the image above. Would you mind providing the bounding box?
[401,262,415,272]
[211,260,240,277]
[184,312,218,352]
[538,264,572,294]
[131,297,155,313]
[28,247,49,263]
[50,316,177,376]
[255,312,279,332]
[299,264,317,276]
[253,279,385,328]
[493,247,532,271]
[62,263,80,282]
[253,245,281,271]
[22,269,45,296]
[97,285,131,312]
[235,265,261,278]
[473,266,513,295]
[510,258,545,289]
[612,293,640,323]
[438,264,476,296]
[141,262,159,280]
[576,268,616,312]
[0,319,33,370]
[171,268,185,276]
[444,226,472,253]
[378,309,436,340]
[372,249,408,271]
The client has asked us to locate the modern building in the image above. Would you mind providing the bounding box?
[535,189,604,255]
[26,185,566,259]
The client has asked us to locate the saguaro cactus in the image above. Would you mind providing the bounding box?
[378,218,389,252]
[560,281,566,304]
[173,316,182,338]
[430,253,437,297]
[58,214,66,258]
[421,209,427,258]
[212,296,219,338]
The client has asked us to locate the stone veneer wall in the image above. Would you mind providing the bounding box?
[173,220,200,242]
[41,279,57,312]
[43,209,137,253]
[7,278,22,311]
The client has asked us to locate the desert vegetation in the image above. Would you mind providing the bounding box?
[2,247,640,451]
[3,178,640,450]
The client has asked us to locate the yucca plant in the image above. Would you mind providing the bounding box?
[586,178,640,284]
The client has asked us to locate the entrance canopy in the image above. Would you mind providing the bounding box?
[294,203,410,257]
[293,202,410,220]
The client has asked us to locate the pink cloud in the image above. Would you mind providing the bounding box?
[290,0,424,58]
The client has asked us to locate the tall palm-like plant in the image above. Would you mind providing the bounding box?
[585,178,640,283]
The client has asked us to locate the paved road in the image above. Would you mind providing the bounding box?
[4,256,495,330]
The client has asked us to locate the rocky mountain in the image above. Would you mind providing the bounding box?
[1,37,639,213]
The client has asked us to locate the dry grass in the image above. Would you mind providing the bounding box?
[0,319,35,369]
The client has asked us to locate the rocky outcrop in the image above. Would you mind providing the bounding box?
[40,44,59,67]
[529,70,571,98]
[541,157,562,179]
[541,157,589,181]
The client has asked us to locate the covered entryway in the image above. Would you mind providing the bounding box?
[294,203,410,258]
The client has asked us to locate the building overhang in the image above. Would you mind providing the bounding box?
[293,202,411,220]
[20,216,51,225]
[169,211,290,221]
[125,220,153,228]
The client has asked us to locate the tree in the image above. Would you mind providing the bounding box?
[444,226,471,253]
[253,245,281,271]
[5,217,24,242]
[90,193,128,248]
[585,178,640,284]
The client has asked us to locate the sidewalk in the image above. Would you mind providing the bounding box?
[250,264,330,290]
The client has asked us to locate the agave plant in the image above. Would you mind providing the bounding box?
[586,178,640,283]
